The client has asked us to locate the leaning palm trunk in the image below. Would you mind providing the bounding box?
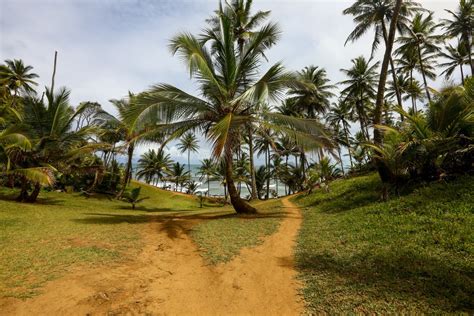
[373,0,402,199]
[381,21,403,112]
[417,43,431,103]
[225,148,256,214]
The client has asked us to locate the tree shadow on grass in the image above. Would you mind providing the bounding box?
[297,250,473,313]
[0,191,65,206]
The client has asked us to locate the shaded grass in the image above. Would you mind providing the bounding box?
[293,174,474,314]
[0,182,223,299]
[191,200,284,264]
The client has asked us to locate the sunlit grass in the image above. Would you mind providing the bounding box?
[293,173,474,313]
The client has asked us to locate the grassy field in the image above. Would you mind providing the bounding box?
[0,183,283,298]
[191,199,283,264]
[293,174,474,314]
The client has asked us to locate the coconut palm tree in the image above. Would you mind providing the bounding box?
[340,56,379,140]
[343,0,424,108]
[169,162,189,192]
[130,8,332,213]
[137,149,172,185]
[0,59,38,97]
[94,93,162,198]
[197,158,216,196]
[396,12,444,103]
[177,132,199,180]
[438,41,471,84]
[287,66,335,118]
[441,0,474,75]
[326,101,353,168]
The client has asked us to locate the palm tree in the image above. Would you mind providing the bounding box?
[136,149,172,185]
[177,132,199,180]
[287,66,334,118]
[343,0,424,108]
[373,0,403,190]
[396,12,444,103]
[442,0,474,75]
[131,8,331,213]
[0,59,38,97]
[206,0,275,201]
[169,162,189,192]
[340,56,379,140]
[94,93,162,198]
[197,158,216,196]
[326,101,353,169]
[438,41,471,84]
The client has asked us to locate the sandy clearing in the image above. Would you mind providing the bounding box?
[0,196,304,315]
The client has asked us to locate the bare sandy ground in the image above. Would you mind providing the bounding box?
[0,196,304,315]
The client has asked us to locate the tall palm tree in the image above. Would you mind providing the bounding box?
[396,12,444,103]
[438,41,471,84]
[177,131,199,180]
[287,66,335,118]
[442,0,474,75]
[326,101,353,168]
[131,8,331,213]
[343,0,424,109]
[169,162,190,192]
[197,158,216,196]
[206,0,275,201]
[340,56,379,140]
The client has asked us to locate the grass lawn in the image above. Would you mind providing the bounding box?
[293,173,474,314]
[191,199,283,264]
[0,183,283,299]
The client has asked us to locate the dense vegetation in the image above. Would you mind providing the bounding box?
[293,174,473,313]
[1,0,472,213]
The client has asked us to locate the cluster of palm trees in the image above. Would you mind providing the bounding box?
[1,0,473,211]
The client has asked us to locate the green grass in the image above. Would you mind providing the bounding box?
[0,182,285,298]
[293,174,474,314]
[191,200,283,264]
[0,183,218,298]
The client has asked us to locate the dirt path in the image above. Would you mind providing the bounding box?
[1,197,304,315]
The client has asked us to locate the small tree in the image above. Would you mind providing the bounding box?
[121,187,149,209]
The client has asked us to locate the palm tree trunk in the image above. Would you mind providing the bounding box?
[466,36,474,76]
[225,149,256,214]
[460,64,465,85]
[417,43,431,103]
[207,175,210,196]
[248,127,258,200]
[343,124,354,168]
[26,182,41,203]
[338,147,345,175]
[373,0,402,192]
[410,70,416,112]
[117,142,134,198]
[381,21,403,110]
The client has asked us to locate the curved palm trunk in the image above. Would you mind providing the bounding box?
[460,65,465,85]
[373,0,402,198]
[266,147,270,199]
[343,124,354,168]
[417,43,431,103]
[225,149,256,214]
[26,183,41,203]
[466,36,474,76]
[338,146,345,175]
[207,175,210,196]
[410,71,417,112]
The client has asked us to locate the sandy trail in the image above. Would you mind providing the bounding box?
[1,197,303,315]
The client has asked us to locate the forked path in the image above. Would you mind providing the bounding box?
[1,197,304,315]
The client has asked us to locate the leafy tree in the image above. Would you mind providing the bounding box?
[441,0,474,75]
[197,158,216,196]
[340,56,379,140]
[177,131,199,179]
[131,7,331,213]
[121,186,149,209]
[169,162,190,192]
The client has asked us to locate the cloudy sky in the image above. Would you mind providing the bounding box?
[0,0,458,163]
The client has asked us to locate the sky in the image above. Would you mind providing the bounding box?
[0,0,460,164]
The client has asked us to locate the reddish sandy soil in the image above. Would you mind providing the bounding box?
[1,197,304,315]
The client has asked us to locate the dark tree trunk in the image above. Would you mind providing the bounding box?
[417,43,431,103]
[225,149,256,214]
[343,124,354,169]
[373,0,402,195]
[381,21,403,111]
[26,183,41,203]
[460,65,465,85]
[117,142,134,198]
[266,147,270,199]
[16,177,29,202]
